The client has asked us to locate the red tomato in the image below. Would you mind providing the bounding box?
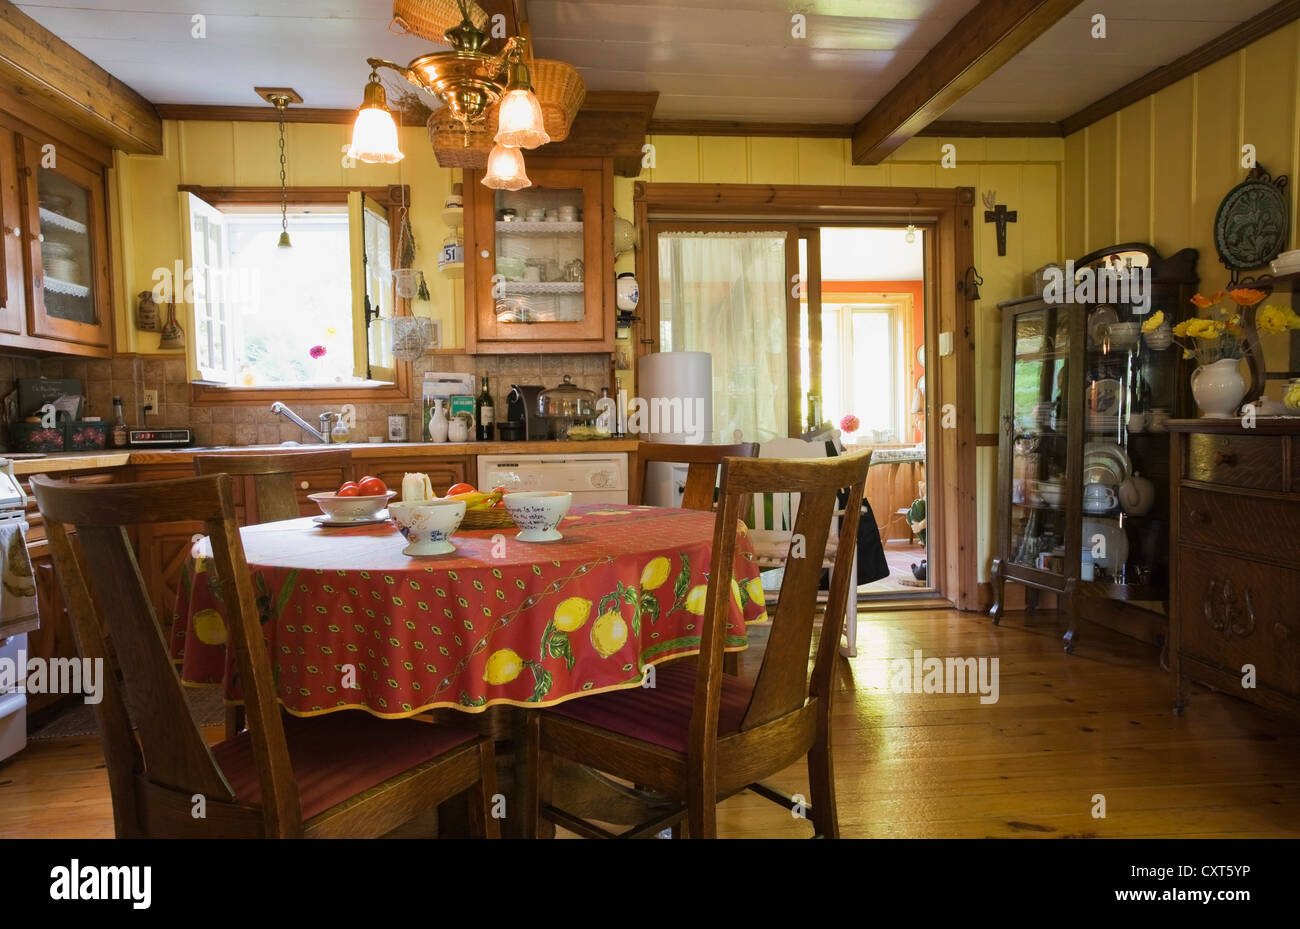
[337,481,361,497]
[357,476,387,496]
[445,482,476,497]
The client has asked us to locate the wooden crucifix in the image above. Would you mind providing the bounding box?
[983,190,1017,256]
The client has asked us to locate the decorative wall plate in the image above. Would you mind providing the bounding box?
[1213,167,1289,272]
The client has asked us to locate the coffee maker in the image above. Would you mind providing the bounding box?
[505,384,547,441]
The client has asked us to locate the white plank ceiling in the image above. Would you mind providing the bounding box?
[14,0,1289,125]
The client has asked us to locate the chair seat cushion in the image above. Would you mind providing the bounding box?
[211,711,476,821]
[547,658,753,753]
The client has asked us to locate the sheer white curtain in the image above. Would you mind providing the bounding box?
[658,231,788,443]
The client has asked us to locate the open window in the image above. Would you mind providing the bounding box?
[176,185,410,396]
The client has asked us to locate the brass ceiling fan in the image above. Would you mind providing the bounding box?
[348,0,551,189]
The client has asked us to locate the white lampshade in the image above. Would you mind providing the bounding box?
[495,88,550,149]
[348,106,404,164]
[482,143,531,190]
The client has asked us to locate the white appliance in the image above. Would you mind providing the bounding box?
[478,453,629,504]
[637,351,714,506]
[0,458,31,762]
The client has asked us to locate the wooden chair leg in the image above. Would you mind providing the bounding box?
[224,704,245,740]
[465,740,501,839]
[807,739,839,839]
[519,713,543,838]
[686,771,717,839]
[723,651,740,676]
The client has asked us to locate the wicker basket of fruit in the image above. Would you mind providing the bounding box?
[445,484,513,529]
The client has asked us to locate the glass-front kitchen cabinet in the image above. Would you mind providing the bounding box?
[464,156,615,352]
[991,243,1198,653]
[0,117,112,355]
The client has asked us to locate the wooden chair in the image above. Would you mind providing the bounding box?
[194,449,353,524]
[749,437,866,657]
[30,473,499,839]
[521,449,871,839]
[630,442,758,510]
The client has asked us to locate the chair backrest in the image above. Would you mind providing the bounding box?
[690,449,871,751]
[30,473,303,838]
[194,449,353,524]
[750,437,834,532]
[631,442,757,511]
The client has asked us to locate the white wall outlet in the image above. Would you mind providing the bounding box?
[142,389,159,414]
[939,331,954,356]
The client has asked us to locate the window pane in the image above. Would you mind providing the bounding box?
[225,211,354,386]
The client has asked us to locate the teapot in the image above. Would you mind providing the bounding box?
[1117,472,1155,516]
[1082,482,1118,514]
[448,410,474,443]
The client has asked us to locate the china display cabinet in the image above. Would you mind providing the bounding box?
[991,243,1198,652]
[0,106,113,356]
[464,156,614,352]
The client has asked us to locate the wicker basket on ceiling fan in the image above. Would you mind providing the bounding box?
[391,0,490,37]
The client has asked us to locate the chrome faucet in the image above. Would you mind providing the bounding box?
[270,402,337,444]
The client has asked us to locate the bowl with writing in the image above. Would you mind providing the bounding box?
[388,498,466,555]
[503,491,572,542]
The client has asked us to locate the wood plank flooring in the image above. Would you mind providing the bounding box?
[2,608,1297,839]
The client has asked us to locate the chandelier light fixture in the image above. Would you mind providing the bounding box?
[353,0,554,188]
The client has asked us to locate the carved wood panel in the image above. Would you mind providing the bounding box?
[1186,434,1284,491]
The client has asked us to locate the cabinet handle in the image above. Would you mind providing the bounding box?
[9,227,19,237]
[1275,623,1290,641]
[34,232,43,243]
[1215,451,1238,466]
[300,480,309,490]
[480,249,490,259]
[1187,509,1207,523]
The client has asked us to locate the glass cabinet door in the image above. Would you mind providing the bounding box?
[493,184,587,325]
[20,138,109,346]
[1007,305,1071,573]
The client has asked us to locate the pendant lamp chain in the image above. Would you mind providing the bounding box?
[277,98,291,248]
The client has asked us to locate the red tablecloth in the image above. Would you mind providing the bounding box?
[170,504,768,717]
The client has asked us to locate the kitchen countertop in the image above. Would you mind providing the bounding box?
[5,440,640,475]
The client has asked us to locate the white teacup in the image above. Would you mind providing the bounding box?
[1127,411,1147,433]
[388,499,466,556]
[1082,482,1118,514]
[504,491,572,542]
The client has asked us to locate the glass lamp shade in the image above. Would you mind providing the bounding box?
[348,106,404,164]
[494,88,550,149]
[482,143,531,190]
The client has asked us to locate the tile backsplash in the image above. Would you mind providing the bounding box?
[21,351,614,448]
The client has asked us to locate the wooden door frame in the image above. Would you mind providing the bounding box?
[634,182,978,610]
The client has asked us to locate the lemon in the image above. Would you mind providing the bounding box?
[193,608,227,646]
[639,556,671,591]
[483,648,524,685]
[553,596,592,632]
[731,577,743,610]
[685,585,709,615]
[591,611,628,658]
[746,577,765,606]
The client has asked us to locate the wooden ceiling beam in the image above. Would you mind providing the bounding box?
[0,0,162,154]
[851,0,1082,165]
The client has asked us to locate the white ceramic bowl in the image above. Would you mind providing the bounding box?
[388,499,466,555]
[1037,483,1064,507]
[1104,321,1141,350]
[503,491,572,542]
[308,490,396,522]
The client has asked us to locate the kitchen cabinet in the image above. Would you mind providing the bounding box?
[0,109,113,356]
[464,156,615,353]
[990,243,1198,652]
[1170,420,1300,719]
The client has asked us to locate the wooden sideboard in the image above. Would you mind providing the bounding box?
[1169,419,1300,717]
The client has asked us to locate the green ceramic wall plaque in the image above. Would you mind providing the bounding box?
[1213,167,1289,272]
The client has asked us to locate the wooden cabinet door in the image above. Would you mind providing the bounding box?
[17,136,112,350]
[466,156,614,352]
[26,555,79,718]
[136,520,205,637]
[0,127,25,334]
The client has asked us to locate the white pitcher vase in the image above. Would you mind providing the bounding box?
[1191,357,1247,418]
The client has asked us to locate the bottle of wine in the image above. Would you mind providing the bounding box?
[477,374,495,441]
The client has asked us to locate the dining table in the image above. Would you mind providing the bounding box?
[171,502,768,718]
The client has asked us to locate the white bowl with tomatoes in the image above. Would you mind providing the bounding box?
[308,475,396,522]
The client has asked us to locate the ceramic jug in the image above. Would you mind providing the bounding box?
[428,399,449,443]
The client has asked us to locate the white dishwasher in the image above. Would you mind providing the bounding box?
[477,453,628,504]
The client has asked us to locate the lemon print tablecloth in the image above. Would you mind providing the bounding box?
[170,504,768,717]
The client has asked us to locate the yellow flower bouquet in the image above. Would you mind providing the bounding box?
[1167,288,1298,365]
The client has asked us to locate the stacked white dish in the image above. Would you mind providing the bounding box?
[1270,249,1300,275]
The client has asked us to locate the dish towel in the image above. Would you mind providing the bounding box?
[0,522,38,638]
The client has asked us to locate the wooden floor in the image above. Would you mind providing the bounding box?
[3,607,1298,839]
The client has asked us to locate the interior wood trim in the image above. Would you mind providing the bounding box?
[177,185,410,207]
[645,120,1064,140]
[189,380,413,408]
[851,0,1083,165]
[918,121,1063,138]
[635,182,976,609]
[0,85,113,165]
[1059,0,1300,136]
[157,105,356,125]
[0,0,162,154]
